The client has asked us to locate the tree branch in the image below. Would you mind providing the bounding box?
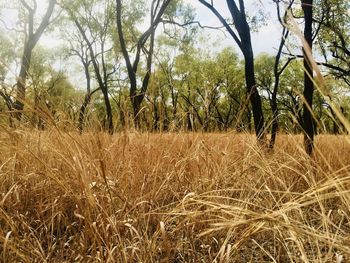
[198,0,243,50]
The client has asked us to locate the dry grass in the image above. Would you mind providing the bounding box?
[0,128,349,262]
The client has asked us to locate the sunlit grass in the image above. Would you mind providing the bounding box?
[0,129,349,262]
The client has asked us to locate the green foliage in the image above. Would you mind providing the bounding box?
[0,32,15,81]
[27,46,82,123]
[315,0,349,85]
[255,53,274,92]
[0,0,349,133]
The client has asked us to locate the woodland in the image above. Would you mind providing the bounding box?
[0,0,347,153]
[0,0,350,262]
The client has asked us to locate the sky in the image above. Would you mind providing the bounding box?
[184,0,282,56]
[0,0,287,86]
[1,0,284,54]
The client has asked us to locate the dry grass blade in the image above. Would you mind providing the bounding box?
[0,131,349,262]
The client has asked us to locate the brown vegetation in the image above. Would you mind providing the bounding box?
[0,129,349,262]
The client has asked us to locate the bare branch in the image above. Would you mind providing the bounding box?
[198,0,243,50]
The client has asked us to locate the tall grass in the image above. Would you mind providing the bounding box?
[0,129,349,262]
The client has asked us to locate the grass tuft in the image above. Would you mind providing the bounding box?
[0,130,349,262]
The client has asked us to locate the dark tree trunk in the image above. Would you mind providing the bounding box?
[246,107,252,132]
[270,102,278,146]
[102,88,113,134]
[132,96,143,129]
[78,58,92,133]
[74,19,114,134]
[244,53,265,140]
[170,85,178,128]
[160,89,169,131]
[0,89,14,127]
[302,0,314,155]
[115,0,138,126]
[269,1,294,149]
[199,0,266,143]
[116,0,171,130]
[153,97,159,131]
[333,117,339,134]
[115,94,126,129]
[187,112,193,131]
[78,93,91,133]
[229,0,265,142]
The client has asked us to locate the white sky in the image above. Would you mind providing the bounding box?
[184,0,282,55]
[1,0,284,54]
[0,0,288,87]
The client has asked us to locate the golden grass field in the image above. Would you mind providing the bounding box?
[0,129,349,262]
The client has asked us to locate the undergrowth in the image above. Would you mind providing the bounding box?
[0,129,349,262]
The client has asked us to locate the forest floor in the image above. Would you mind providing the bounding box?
[0,129,349,262]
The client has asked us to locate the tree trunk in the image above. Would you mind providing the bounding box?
[116,0,171,130]
[78,93,91,133]
[270,29,292,148]
[302,0,314,155]
[131,95,143,129]
[270,98,278,148]
[153,97,159,131]
[246,107,252,132]
[228,0,266,142]
[244,53,265,141]
[74,19,113,134]
[170,86,178,130]
[198,0,266,142]
[14,44,33,119]
[78,60,92,133]
[102,88,113,134]
[14,0,56,120]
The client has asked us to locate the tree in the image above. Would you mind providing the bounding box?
[150,23,199,131]
[268,0,295,148]
[281,0,348,146]
[211,47,247,131]
[315,0,349,86]
[68,35,96,133]
[63,0,117,134]
[152,44,247,132]
[198,0,265,143]
[0,32,15,114]
[116,0,172,128]
[301,0,314,155]
[14,0,56,119]
[22,45,81,129]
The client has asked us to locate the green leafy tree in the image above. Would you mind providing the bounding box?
[0,32,16,112]
[315,0,349,86]
[26,46,82,129]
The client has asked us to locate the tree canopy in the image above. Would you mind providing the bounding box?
[0,0,349,154]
